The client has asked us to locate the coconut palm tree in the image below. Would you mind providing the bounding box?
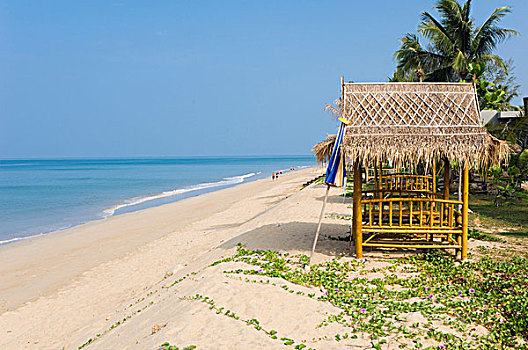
[394,0,518,82]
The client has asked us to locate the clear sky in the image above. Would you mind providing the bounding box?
[1,0,526,158]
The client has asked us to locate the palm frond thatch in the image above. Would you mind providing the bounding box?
[331,82,508,169]
[311,134,336,164]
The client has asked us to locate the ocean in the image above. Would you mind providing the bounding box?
[0,156,316,244]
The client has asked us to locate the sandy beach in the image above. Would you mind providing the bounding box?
[1,165,523,349]
[0,166,352,349]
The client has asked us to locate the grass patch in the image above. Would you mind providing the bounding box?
[470,192,528,232]
[494,230,528,239]
[468,229,505,242]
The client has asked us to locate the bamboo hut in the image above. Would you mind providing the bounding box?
[331,80,508,260]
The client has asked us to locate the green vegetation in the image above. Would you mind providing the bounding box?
[216,244,528,349]
[158,344,196,350]
[468,228,504,243]
[393,0,517,83]
[471,192,528,238]
[301,174,325,189]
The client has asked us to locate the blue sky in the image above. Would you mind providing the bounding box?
[1,0,526,158]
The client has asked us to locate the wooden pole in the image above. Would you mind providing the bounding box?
[429,160,437,242]
[378,162,383,187]
[379,162,384,199]
[443,158,450,200]
[353,161,363,258]
[341,76,345,119]
[432,160,437,197]
[374,163,379,191]
[461,165,469,260]
[343,176,347,203]
[457,166,462,211]
[310,185,330,264]
[444,158,451,245]
[348,206,353,255]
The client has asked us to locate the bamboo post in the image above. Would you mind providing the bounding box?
[374,163,379,192]
[377,161,383,199]
[343,177,347,203]
[443,158,450,200]
[430,161,436,241]
[432,160,437,197]
[348,206,353,255]
[310,185,330,264]
[444,158,451,243]
[341,76,345,117]
[455,165,463,257]
[457,166,462,211]
[353,161,363,258]
[461,165,469,260]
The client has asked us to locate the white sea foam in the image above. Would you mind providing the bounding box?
[0,163,33,167]
[0,232,46,245]
[0,222,85,246]
[101,172,260,217]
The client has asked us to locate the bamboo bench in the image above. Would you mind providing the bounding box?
[358,174,463,250]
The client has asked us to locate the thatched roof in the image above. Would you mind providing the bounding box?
[312,134,336,163]
[330,82,508,168]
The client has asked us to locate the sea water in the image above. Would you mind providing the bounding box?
[0,156,316,244]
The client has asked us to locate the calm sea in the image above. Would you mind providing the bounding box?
[0,156,316,244]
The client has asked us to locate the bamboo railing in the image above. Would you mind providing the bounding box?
[361,197,462,231]
[381,174,433,192]
[358,173,463,250]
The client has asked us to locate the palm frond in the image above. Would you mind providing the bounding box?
[461,0,472,22]
[324,98,342,117]
[479,54,506,72]
[472,6,519,57]
[395,34,447,74]
[392,0,517,85]
[435,0,473,54]
[419,12,455,56]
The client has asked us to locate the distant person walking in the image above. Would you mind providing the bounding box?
[272,172,275,181]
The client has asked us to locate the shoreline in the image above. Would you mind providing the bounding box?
[0,166,322,314]
[0,166,309,247]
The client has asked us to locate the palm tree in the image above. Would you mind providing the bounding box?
[394,0,518,82]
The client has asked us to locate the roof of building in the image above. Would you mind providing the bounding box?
[327,82,508,168]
